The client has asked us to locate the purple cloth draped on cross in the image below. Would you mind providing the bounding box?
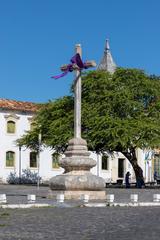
[51,53,88,79]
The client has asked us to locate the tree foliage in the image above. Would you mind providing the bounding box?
[18,68,160,183]
[81,69,160,152]
[18,96,74,152]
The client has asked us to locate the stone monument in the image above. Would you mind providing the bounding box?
[49,44,106,199]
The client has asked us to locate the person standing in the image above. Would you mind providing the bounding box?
[125,171,131,188]
[154,171,158,184]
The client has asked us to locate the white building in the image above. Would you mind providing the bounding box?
[0,98,134,184]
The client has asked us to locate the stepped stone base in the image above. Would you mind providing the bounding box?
[48,190,106,200]
[49,137,106,200]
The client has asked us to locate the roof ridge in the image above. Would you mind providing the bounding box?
[0,98,41,112]
[0,98,39,104]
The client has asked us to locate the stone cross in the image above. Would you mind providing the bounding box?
[61,44,96,139]
[49,46,105,199]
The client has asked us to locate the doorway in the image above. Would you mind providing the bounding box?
[118,158,125,178]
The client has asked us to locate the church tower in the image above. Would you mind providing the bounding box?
[97,39,117,73]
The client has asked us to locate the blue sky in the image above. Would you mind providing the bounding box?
[0,0,160,103]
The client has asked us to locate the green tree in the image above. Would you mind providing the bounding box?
[18,68,160,185]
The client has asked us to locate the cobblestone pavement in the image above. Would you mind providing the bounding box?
[0,184,160,204]
[0,207,160,240]
[0,185,160,239]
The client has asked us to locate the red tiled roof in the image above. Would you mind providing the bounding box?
[0,99,41,112]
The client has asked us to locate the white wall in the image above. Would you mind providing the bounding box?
[0,109,142,184]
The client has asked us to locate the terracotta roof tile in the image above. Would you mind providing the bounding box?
[0,99,41,112]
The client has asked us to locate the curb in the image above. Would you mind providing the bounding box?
[84,202,160,207]
[1,202,160,209]
[0,203,51,209]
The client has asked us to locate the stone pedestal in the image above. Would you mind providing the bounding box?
[48,190,106,200]
[49,138,106,200]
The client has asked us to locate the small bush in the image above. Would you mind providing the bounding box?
[7,172,19,184]
[7,169,41,184]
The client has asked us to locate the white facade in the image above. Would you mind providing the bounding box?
[136,148,154,182]
[0,104,134,184]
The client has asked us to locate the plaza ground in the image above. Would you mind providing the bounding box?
[0,207,160,240]
[0,185,160,239]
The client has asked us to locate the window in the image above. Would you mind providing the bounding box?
[6,151,15,167]
[4,114,19,134]
[7,121,15,134]
[52,152,60,169]
[154,154,160,176]
[118,158,125,178]
[102,155,108,170]
[30,152,37,168]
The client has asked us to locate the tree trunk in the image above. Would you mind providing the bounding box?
[122,148,145,188]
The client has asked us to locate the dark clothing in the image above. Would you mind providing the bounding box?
[154,172,158,184]
[154,172,158,181]
[125,172,130,188]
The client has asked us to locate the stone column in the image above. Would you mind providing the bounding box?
[74,44,81,139]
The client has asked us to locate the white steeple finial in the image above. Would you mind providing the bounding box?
[97,39,117,74]
[105,39,110,51]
